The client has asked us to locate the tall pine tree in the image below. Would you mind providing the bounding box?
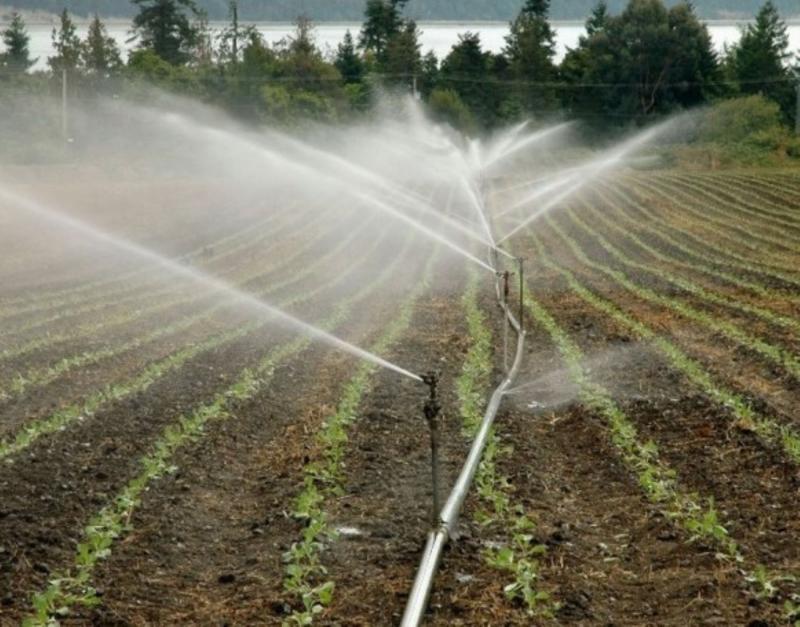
[440,32,497,126]
[82,15,123,76]
[131,0,201,65]
[359,0,407,62]
[728,0,796,123]
[504,0,557,115]
[335,31,364,84]
[49,9,82,73]
[1,12,34,74]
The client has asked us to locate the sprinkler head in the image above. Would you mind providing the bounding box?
[420,371,439,394]
[501,270,513,303]
[420,371,441,422]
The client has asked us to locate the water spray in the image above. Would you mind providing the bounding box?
[0,185,423,384]
[420,371,442,528]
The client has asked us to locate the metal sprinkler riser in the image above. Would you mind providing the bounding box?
[419,371,442,529]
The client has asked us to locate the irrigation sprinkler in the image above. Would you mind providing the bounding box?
[403,325,526,627]
[518,257,525,334]
[420,371,442,528]
[501,269,511,372]
[489,246,499,272]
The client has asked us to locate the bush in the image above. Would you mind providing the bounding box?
[428,87,476,134]
[690,95,798,166]
[125,49,201,95]
[700,95,786,147]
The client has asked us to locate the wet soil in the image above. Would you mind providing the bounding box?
[0,228,412,622]
[2,173,800,626]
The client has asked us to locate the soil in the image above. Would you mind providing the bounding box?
[2,171,799,626]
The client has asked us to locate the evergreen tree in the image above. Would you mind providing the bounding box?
[82,15,123,74]
[586,0,609,35]
[49,9,82,73]
[382,20,421,87]
[335,31,364,84]
[359,0,407,62]
[504,0,557,114]
[418,50,439,97]
[668,2,723,106]
[1,12,34,73]
[272,15,343,121]
[131,0,201,65]
[728,0,796,122]
[441,32,496,125]
[521,0,550,18]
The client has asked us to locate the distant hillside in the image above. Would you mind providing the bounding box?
[2,0,799,21]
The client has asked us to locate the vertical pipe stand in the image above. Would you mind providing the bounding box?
[421,372,442,528]
[518,257,525,334]
[61,68,69,143]
[502,270,511,373]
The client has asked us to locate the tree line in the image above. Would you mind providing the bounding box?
[0,0,798,132]
[2,0,799,20]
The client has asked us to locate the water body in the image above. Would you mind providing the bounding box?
[22,20,800,71]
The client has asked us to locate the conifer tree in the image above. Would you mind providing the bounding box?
[131,0,201,65]
[335,31,364,84]
[359,0,407,62]
[82,15,123,75]
[49,9,82,73]
[1,12,34,73]
[504,0,557,114]
[729,0,796,122]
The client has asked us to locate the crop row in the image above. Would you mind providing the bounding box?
[0,209,272,319]
[520,271,800,616]
[0,211,389,460]
[0,207,347,368]
[0,198,296,318]
[0,209,371,405]
[678,173,800,223]
[456,270,551,617]
[654,173,800,244]
[22,229,422,627]
[281,247,435,624]
[634,177,800,258]
[536,220,800,464]
[562,203,800,372]
[617,178,796,271]
[0,201,319,339]
[596,182,800,291]
[572,196,800,326]
[587,186,800,309]
[716,172,800,209]
[730,172,800,204]
[663,173,800,232]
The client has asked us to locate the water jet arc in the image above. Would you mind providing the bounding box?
[0,185,422,383]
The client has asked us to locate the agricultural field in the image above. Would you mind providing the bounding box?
[1,116,800,626]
